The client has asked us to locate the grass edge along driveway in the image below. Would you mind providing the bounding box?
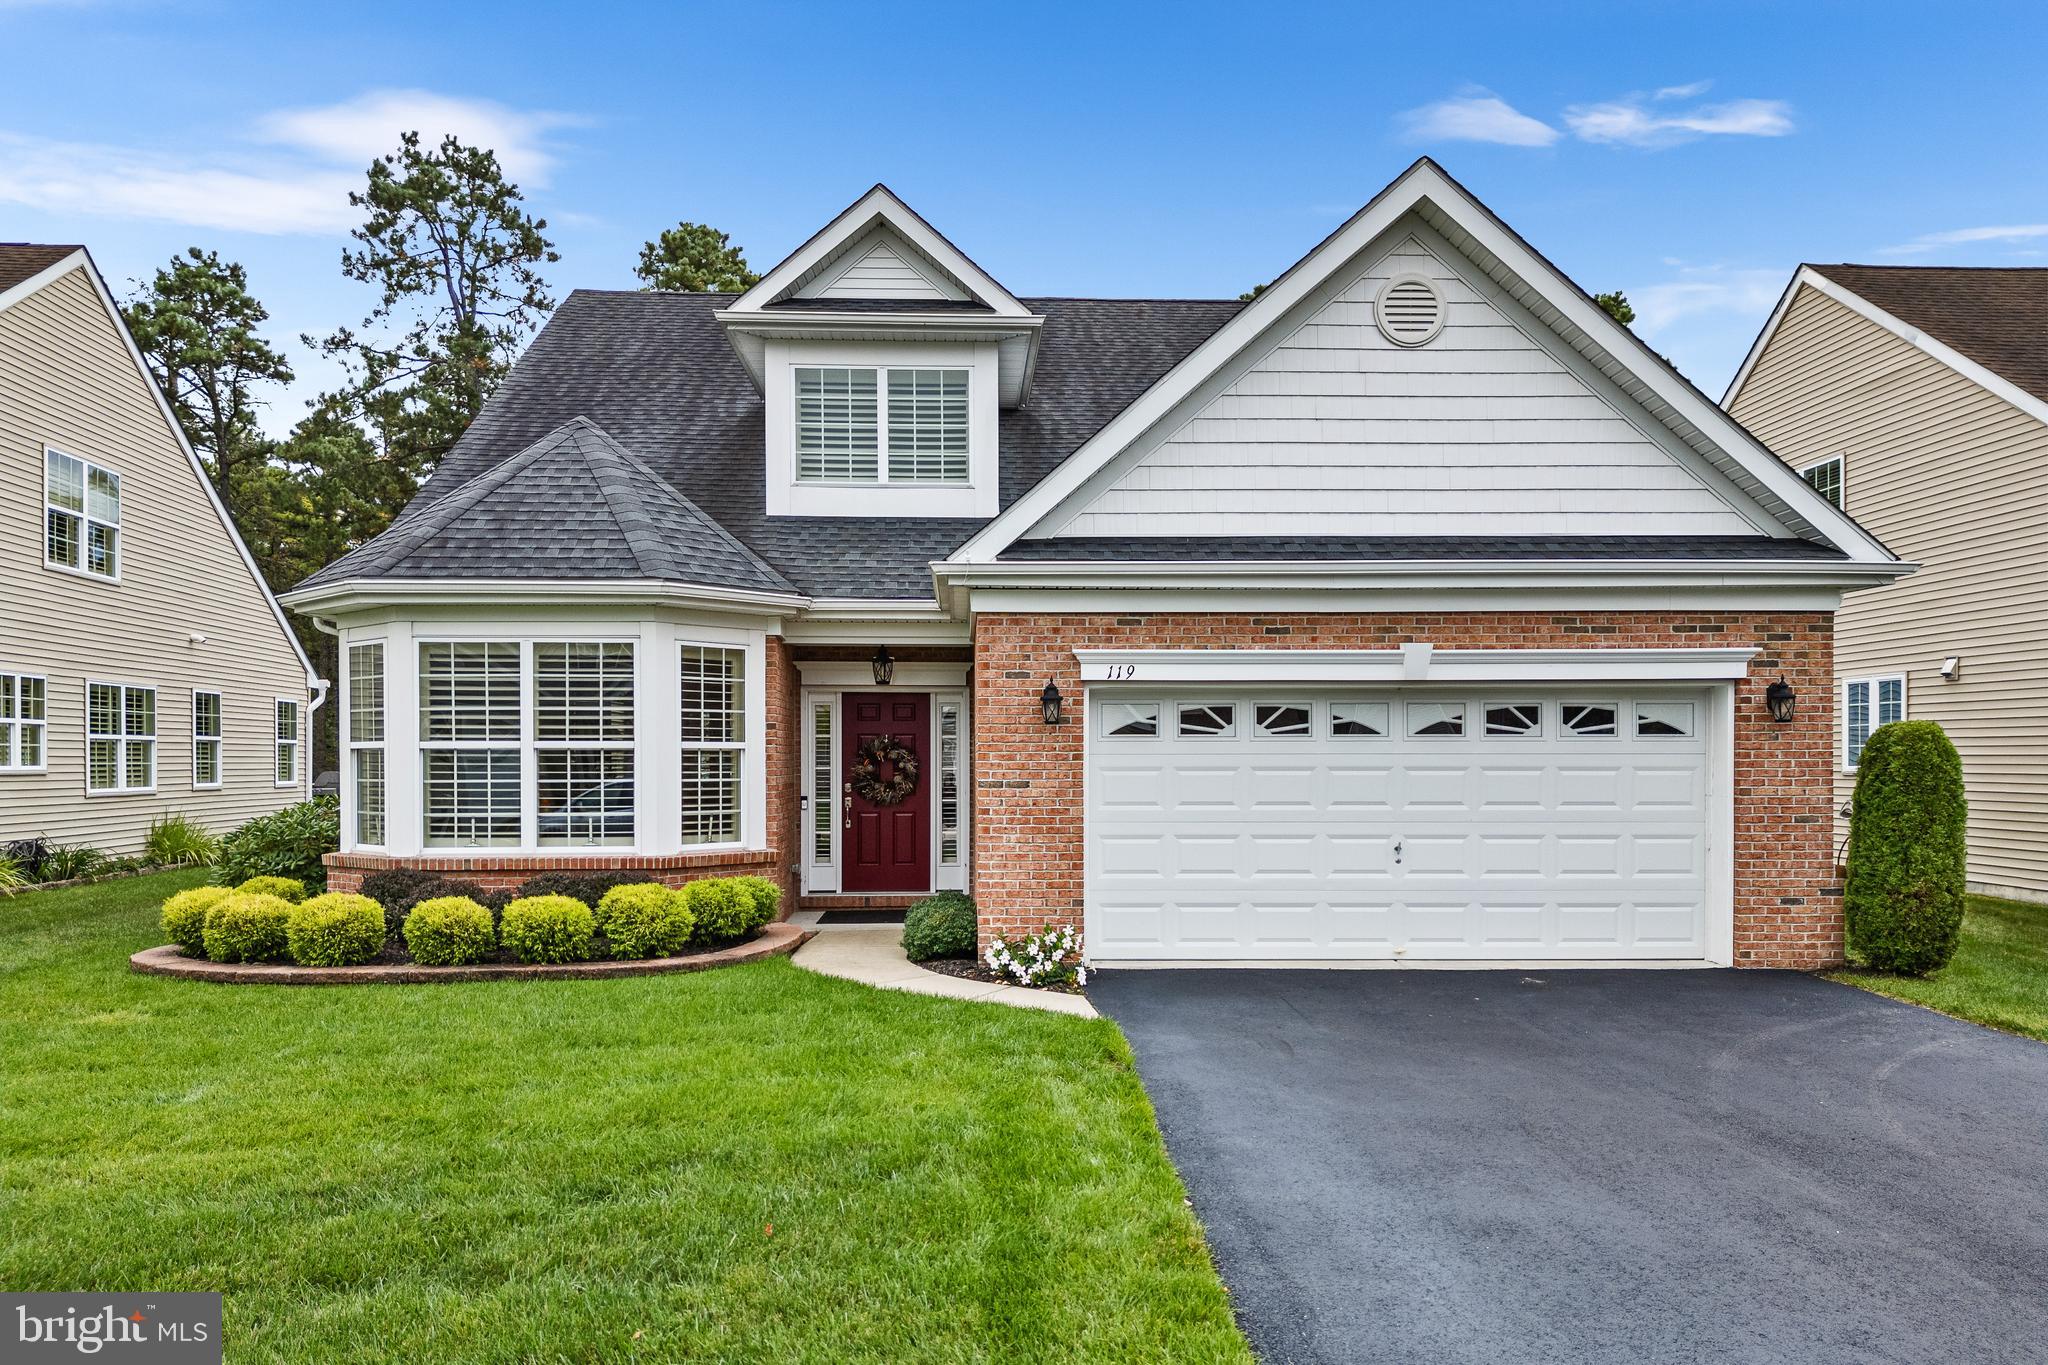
[1828,893,2048,1043]
[0,871,1251,1364]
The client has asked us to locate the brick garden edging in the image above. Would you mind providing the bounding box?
[129,922,808,985]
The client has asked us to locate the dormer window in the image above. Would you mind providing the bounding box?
[795,366,969,485]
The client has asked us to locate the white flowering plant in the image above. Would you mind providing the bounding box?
[984,922,1088,988]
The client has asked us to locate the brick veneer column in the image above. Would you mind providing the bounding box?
[969,611,1838,969]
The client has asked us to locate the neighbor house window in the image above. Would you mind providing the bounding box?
[87,682,154,793]
[46,449,121,578]
[274,699,300,786]
[348,643,385,846]
[0,673,47,772]
[1802,456,1844,509]
[796,365,969,484]
[192,690,222,788]
[1844,674,1905,771]
[679,644,746,845]
[419,641,521,847]
[534,642,635,847]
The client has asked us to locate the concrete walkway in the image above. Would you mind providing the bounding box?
[789,920,1097,1017]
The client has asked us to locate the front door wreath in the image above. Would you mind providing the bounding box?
[850,734,920,807]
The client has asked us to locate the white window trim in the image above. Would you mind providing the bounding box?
[532,641,639,850]
[792,364,971,487]
[345,637,390,851]
[273,696,301,788]
[192,689,223,790]
[798,685,970,896]
[1801,456,1845,510]
[85,679,156,796]
[934,689,969,891]
[763,338,1000,519]
[43,445,122,584]
[1843,673,1907,774]
[800,690,841,893]
[678,638,749,852]
[0,668,49,774]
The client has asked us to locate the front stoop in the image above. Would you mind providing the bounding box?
[792,925,1097,1018]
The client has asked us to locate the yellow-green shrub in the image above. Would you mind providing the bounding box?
[403,896,495,966]
[730,875,783,933]
[287,893,385,967]
[684,878,753,945]
[161,886,232,956]
[596,883,695,959]
[234,875,307,903]
[501,895,595,964]
[203,892,294,963]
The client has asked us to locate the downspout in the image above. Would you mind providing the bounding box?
[307,615,339,802]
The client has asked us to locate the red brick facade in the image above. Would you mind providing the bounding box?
[969,610,1841,969]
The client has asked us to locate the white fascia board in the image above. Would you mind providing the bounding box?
[714,311,1044,400]
[795,660,971,687]
[950,159,1897,568]
[781,598,968,646]
[935,556,1913,593]
[1721,268,1806,407]
[0,249,88,314]
[1730,266,2048,435]
[33,249,321,688]
[1076,646,1759,683]
[730,185,1033,318]
[278,577,810,616]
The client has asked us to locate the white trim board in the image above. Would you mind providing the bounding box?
[1074,647,1760,684]
[1724,265,2048,435]
[949,158,1894,569]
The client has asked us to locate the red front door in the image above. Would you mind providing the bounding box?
[841,692,932,893]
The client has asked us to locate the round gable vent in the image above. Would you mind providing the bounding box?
[1375,274,1445,346]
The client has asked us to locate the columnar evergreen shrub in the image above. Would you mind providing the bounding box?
[161,886,232,956]
[683,878,752,945]
[501,896,595,964]
[234,875,307,903]
[1846,720,1968,975]
[202,893,294,963]
[902,892,977,962]
[596,883,695,958]
[287,893,386,967]
[403,896,496,966]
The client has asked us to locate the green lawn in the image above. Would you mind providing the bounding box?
[0,871,1250,1364]
[1828,893,2048,1041]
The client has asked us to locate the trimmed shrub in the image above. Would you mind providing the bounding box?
[902,892,977,962]
[287,893,386,967]
[597,883,696,959]
[515,870,658,908]
[216,797,338,888]
[145,813,219,867]
[235,875,307,903]
[404,896,496,967]
[202,892,294,963]
[684,878,759,945]
[730,875,783,933]
[161,886,232,956]
[1846,720,1968,975]
[360,868,455,915]
[501,895,595,964]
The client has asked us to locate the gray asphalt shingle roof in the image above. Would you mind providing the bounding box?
[333,290,1246,598]
[301,416,793,594]
[0,244,82,293]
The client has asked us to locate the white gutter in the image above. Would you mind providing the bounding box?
[278,577,813,615]
[932,556,1915,592]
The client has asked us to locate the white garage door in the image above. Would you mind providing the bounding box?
[1086,689,1717,962]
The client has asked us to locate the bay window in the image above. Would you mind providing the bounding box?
[679,644,746,845]
[349,643,385,846]
[0,673,46,772]
[419,642,521,846]
[535,642,635,847]
[88,681,154,793]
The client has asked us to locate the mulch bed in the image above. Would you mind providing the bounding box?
[919,956,1087,996]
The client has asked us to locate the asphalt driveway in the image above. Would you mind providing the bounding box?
[1088,968,2048,1365]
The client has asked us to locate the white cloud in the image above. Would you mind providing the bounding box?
[1878,223,2048,256]
[0,89,578,236]
[1397,91,1560,147]
[1652,80,1713,101]
[257,89,581,187]
[1564,95,1794,147]
[1625,265,1787,338]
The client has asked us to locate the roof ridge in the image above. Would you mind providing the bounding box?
[571,421,794,591]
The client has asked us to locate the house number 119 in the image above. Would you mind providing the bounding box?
[1104,664,1139,680]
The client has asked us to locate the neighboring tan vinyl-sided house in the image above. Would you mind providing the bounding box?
[1728,264,2048,903]
[283,159,1906,968]
[0,245,318,856]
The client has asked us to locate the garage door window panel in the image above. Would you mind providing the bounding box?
[1177,703,1237,738]
[1634,702,1695,738]
[1102,702,1160,738]
[1563,703,1619,737]
[1255,704,1312,738]
[1329,702,1389,738]
[1484,702,1543,737]
[1406,702,1465,737]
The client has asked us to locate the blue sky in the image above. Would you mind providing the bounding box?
[5,0,2045,433]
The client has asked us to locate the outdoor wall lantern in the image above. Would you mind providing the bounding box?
[870,644,894,686]
[1765,678,1796,723]
[1040,679,1065,725]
